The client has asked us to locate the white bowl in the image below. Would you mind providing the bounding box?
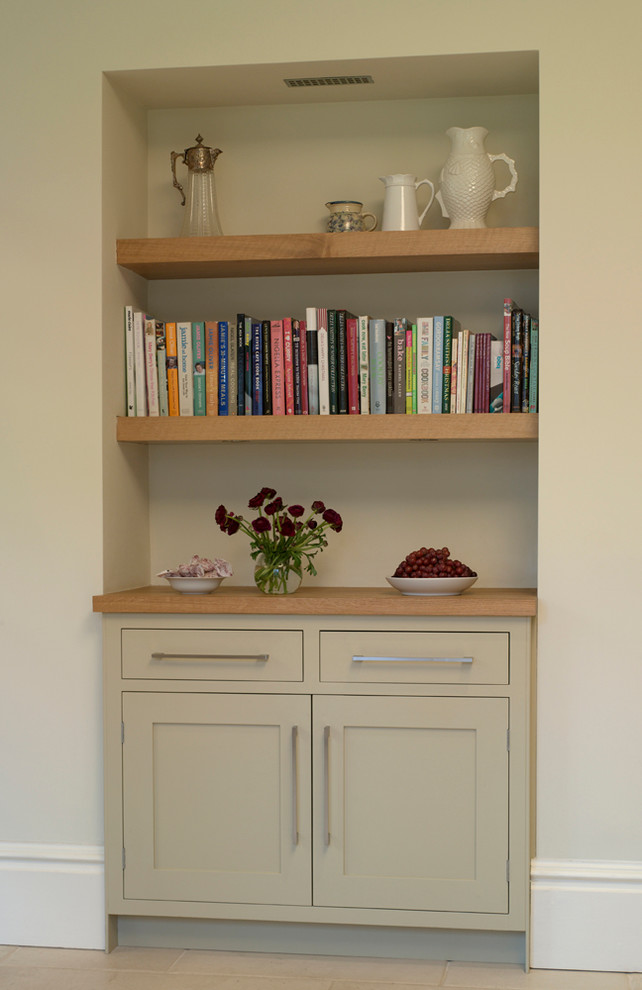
[386,575,478,597]
[164,576,225,595]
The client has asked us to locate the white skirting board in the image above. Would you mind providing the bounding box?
[0,842,105,949]
[530,858,642,972]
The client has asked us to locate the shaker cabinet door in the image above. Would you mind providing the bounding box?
[122,692,311,906]
[312,695,509,914]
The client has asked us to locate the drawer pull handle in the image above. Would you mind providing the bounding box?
[150,652,269,662]
[291,725,299,846]
[323,725,331,846]
[352,655,473,664]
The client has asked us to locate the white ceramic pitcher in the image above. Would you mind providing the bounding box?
[435,126,518,229]
[379,173,435,230]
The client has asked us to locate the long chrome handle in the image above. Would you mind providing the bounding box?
[323,725,331,846]
[150,652,269,662]
[291,725,299,846]
[352,655,473,664]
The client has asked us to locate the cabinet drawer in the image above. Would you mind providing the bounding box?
[319,631,508,685]
[122,628,303,681]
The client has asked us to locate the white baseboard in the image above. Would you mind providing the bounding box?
[531,858,642,972]
[0,842,105,949]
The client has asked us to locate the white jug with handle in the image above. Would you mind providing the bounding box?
[379,173,435,230]
[435,126,518,229]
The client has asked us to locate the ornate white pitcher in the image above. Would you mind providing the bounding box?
[379,173,435,230]
[436,127,518,229]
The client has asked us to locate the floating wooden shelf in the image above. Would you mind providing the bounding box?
[93,584,537,617]
[117,412,537,444]
[117,227,539,279]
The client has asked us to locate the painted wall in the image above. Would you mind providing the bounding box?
[1,0,641,970]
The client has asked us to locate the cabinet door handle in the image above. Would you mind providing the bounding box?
[150,652,269,662]
[291,725,299,846]
[352,655,473,664]
[323,725,331,846]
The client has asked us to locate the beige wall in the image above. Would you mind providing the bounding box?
[1,0,641,964]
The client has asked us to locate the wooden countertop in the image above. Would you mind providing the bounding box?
[93,585,537,617]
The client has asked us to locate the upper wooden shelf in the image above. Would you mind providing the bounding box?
[116,228,539,279]
[93,585,537,617]
[117,412,537,444]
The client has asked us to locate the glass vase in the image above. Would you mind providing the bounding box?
[253,553,302,595]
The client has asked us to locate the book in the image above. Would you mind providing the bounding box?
[449,335,458,413]
[270,320,285,415]
[473,332,484,413]
[133,310,147,416]
[502,298,517,412]
[205,321,218,416]
[455,328,466,413]
[292,318,303,414]
[442,315,455,413]
[165,321,180,416]
[283,317,295,415]
[155,321,168,416]
[124,306,136,415]
[243,316,253,415]
[431,316,444,413]
[228,338,237,416]
[317,308,330,415]
[385,320,394,413]
[528,317,539,413]
[368,318,387,414]
[299,318,309,415]
[191,321,206,416]
[412,324,418,414]
[305,307,319,415]
[393,318,407,414]
[405,326,414,414]
[465,333,476,413]
[261,320,272,416]
[235,315,246,415]
[358,315,370,415]
[416,317,433,415]
[511,308,524,412]
[217,320,229,415]
[327,310,339,414]
[177,320,194,416]
[144,316,160,416]
[521,312,531,413]
[336,310,353,414]
[489,338,503,412]
[251,320,263,415]
[346,316,360,414]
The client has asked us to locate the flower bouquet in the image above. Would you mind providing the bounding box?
[215,487,343,595]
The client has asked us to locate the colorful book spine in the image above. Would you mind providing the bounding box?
[528,317,539,413]
[368,318,387,414]
[473,332,484,413]
[466,333,476,413]
[456,328,469,414]
[489,338,503,412]
[155,321,168,416]
[385,321,394,413]
[521,312,531,413]
[412,324,418,414]
[228,339,237,416]
[431,316,444,414]
[305,307,319,415]
[317,308,330,415]
[261,320,272,416]
[336,310,351,414]
[393,319,406,414]
[358,315,370,415]
[346,317,360,414]
[417,317,433,415]
[205,321,218,416]
[124,306,136,415]
[133,310,147,416]
[235,315,245,415]
[251,321,263,415]
[217,320,229,416]
[327,310,339,414]
[449,335,458,413]
[283,317,295,415]
[299,319,309,415]
[165,321,180,417]
[177,321,194,416]
[511,308,524,412]
[503,298,516,412]
[191,321,206,416]
[442,315,454,413]
[405,326,413,414]
[270,320,285,415]
[292,318,303,414]
[144,316,160,416]
[243,316,253,415]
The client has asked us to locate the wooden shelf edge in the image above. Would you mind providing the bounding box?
[116,413,538,444]
[117,228,539,279]
[93,585,537,617]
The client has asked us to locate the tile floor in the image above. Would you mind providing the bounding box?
[0,946,640,990]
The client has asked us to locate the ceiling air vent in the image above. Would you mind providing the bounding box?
[284,75,374,88]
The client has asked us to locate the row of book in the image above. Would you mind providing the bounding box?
[124,302,538,418]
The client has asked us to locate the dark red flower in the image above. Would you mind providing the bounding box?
[264,497,284,515]
[252,517,271,533]
[311,500,325,514]
[226,517,241,535]
[248,491,266,508]
[307,519,318,530]
[215,504,227,527]
[288,504,305,517]
[279,517,296,537]
[323,508,343,532]
[261,487,277,500]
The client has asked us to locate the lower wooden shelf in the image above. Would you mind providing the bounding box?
[116,413,538,444]
[93,585,537,617]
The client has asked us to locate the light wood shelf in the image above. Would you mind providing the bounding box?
[117,412,537,444]
[93,585,537,617]
[117,227,538,279]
